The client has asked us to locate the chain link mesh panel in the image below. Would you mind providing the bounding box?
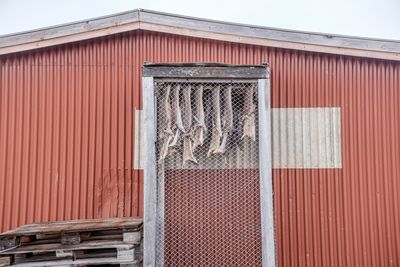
[155,79,262,266]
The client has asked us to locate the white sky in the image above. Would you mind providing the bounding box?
[0,0,399,40]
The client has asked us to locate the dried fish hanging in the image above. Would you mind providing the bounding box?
[215,85,233,154]
[169,84,185,150]
[242,85,256,141]
[158,85,173,162]
[159,82,255,163]
[191,85,206,151]
[182,85,197,164]
[207,86,222,157]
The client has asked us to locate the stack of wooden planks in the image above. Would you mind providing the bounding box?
[0,217,143,266]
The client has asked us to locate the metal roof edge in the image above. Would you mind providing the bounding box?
[0,9,399,60]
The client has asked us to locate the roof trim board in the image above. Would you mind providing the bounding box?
[0,9,399,61]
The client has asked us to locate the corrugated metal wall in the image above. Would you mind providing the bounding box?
[0,35,145,230]
[1,30,400,266]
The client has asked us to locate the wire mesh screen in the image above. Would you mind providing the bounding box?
[155,79,262,266]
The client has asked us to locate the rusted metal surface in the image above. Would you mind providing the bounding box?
[0,30,400,266]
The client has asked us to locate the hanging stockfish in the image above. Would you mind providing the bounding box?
[241,86,256,141]
[169,84,185,148]
[207,86,222,157]
[182,85,197,164]
[215,85,233,154]
[158,85,173,162]
[192,85,206,151]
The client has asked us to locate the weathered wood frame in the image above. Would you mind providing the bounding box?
[258,77,276,267]
[142,63,275,267]
[142,76,157,267]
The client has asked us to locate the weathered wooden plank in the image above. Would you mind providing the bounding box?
[61,233,80,245]
[123,231,141,243]
[142,64,269,79]
[0,236,19,250]
[117,248,135,261]
[258,78,276,267]
[120,263,142,267]
[20,239,59,247]
[36,233,59,240]
[0,256,11,267]
[142,76,157,267]
[11,256,141,266]
[83,234,121,241]
[0,240,135,255]
[55,250,73,258]
[0,217,142,237]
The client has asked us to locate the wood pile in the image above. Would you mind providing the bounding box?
[0,217,143,267]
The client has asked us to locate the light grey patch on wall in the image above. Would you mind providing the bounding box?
[272,107,342,169]
[133,109,144,170]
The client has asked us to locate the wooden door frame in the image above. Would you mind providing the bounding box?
[142,62,275,267]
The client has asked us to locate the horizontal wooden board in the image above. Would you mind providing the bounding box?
[0,217,143,237]
[142,63,268,78]
[10,256,141,267]
[0,240,136,255]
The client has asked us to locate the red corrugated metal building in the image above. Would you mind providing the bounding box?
[1,9,400,266]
